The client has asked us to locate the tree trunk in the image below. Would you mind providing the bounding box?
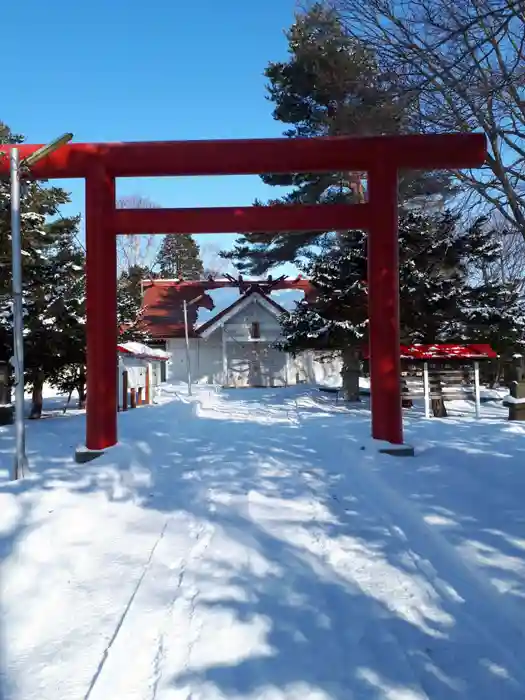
[76,368,86,409]
[429,371,447,417]
[493,359,504,388]
[29,371,45,419]
[341,347,361,401]
[431,397,447,417]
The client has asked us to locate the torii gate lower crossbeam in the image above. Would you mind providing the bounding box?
[0,133,486,451]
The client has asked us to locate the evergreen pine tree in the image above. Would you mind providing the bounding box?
[45,234,87,410]
[223,4,453,274]
[0,122,86,417]
[279,230,368,400]
[154,234,203,279]
[280,211,525,401]
[279,230,367,400]
[117,270,151,343]
[459,217,525,359]
[121,264,150,307]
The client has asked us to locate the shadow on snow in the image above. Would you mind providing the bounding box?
[0,386,524,699]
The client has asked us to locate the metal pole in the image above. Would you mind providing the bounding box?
[474,360,481,419]
[10,148,28,479]
[183,300,192,396]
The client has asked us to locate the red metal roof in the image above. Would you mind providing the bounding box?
[362,344,497,360]
[140,278,314,339]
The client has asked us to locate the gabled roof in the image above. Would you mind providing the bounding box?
[140,277,314,339]
[198,288,287,338]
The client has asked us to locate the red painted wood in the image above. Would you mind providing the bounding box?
[85,167,117,450]
[400,344,497,359]
[367,165,403,444]
[115,203,370,235]
[0,132,487,449]
[362,344,497,360]
[0,133,486,179]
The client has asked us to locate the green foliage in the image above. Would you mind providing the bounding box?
[280,211,525,358]
[0,123,164,412]
[0,122,86,409]
[223,4,453,274]
[117,269,151,343]
[278,230,368,353]
[154,234,204,279]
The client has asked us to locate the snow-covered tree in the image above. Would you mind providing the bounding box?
[0,122,86,417]
[117,269,151,343]
[279,231,367,400]
[46,235,87,410]
[223,4,454,274]
[280,211,525,401]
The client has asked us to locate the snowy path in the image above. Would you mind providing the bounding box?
[1,387,525,699]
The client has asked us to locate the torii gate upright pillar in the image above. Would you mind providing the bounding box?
[85,166,118,450]
[368,164,401,442]
[0,133,486,455]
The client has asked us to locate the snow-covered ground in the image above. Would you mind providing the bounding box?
[1,385,524,699]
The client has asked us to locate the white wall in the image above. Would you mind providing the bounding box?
[118,355,148,409]
[149,361,163,388]
[165,296,342,388]
[223,301,282,343]
[119,355,148,388]
[166,337,223,385]
[294,351,343,387]
[165,337,342,388]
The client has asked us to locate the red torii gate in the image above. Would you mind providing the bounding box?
[0,133,486,451]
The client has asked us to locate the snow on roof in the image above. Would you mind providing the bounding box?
[361,344,497,360]
[117,341,170,361]
[400,344,497,360]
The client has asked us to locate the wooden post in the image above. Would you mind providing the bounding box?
[423,362,430,419]
[474,360,481,419]
[122,371,128,411]
[130,387,136,409]
[145,366,150,404]
[137,387,143,405]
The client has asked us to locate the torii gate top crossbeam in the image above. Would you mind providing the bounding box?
[0,133,486,179]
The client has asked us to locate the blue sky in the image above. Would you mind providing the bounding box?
[4,0,300,275]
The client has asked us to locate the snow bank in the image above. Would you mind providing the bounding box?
[1,385,525,699]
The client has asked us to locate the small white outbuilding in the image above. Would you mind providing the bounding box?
[117,341,170,410]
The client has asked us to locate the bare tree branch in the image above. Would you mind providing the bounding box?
[116,195,161,271]
[332,0,525,237]
[201,242,237,277]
